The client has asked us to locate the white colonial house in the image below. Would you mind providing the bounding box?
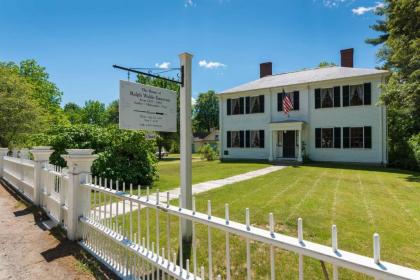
[218,49,389,164]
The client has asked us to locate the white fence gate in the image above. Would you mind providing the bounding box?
[0,147,419,280]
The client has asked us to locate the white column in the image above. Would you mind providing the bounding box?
[179,52,193,243]
[62,149,97,240]
[30,146,54,206]
[297,129,303,162]
[268,129,273,161]
[0,148,8,178]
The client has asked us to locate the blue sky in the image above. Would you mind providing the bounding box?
[0,0,384,106]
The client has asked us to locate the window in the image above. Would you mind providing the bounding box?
[343,83,372,107]
[227,130,264,148]
[246,95,265,114]
[315,86,341,109]
[315,127,341,148]
[321,88,334,108]
[227,97,244,115]
[343,126,372,149]
[277,91,299,111]
[231,131,241,147]
[227,131,244,148]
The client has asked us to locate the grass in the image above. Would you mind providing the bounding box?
[152,159,271,192]
[113,164,420,279]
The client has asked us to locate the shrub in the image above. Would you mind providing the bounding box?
[33,124,157,187]
[408,133,420,170]
[199,144,218,161]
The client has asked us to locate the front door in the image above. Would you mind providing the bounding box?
[283,131,296,158]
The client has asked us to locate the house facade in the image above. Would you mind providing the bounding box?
[218,49,389,164]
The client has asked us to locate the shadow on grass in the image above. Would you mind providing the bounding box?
[302,162,420,182]
[0,179,119,280]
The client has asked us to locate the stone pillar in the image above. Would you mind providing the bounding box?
[62,149,97,241]
[30,146,54,206]
[0,148,9,178]
[297,129,303,162]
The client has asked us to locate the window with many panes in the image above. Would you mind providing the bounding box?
[227,97,244,115]
[342,83,372,107]
[343,127,372,149]
[227,130,264,148]
[315,128,341,149]
[315,87,341,109]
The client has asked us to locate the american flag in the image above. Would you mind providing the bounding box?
[283,90,294,115]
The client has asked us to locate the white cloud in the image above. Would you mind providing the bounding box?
[191,97,197,106]
[198,60,226,69]
[185,0,195,7]
[155,62,171,69]
[321,0,353,8]
[352,2,384,15]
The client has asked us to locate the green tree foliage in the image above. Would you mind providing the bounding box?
[0,64,49,147]
[82,100,107,126]
[136,74,180,158]
[193,90,219,134]
[408,133,420,169]
[106,100,119,125]
[367,0,420,169]
[34,124,157,186]
[318,61,337,68]
[63,102,83,124]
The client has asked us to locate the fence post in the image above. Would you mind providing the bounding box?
[0,148,9,178]
[30,146,54,206]
[62,149,97,241]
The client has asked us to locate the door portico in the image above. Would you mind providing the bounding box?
[268,120,304,162]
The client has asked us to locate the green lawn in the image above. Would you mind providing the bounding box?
[151,159,270,192]
[114,164,420,279]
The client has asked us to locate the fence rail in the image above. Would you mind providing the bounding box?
[0,148,419,280]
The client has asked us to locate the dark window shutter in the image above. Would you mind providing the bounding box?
[259,130,265,148]
[227,131,231,148]
[334,127,341,148]
[239,97,244,114]
[259,95,265,113]
[315,128,321,148]
[245,97,250,114]
[240,131,245,147]
[343,127,350,148]
[227,99,231,115]
[343,86,349,107]
[277,93,283,111]
[315,89,321,109]
[333,86,341,107]
[364,126,372,148]
[293,91,299,110]
[245,130,250,147]
[364,83,371,105]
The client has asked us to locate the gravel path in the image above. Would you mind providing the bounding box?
[0,181,115,280]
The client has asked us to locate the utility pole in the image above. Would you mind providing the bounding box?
[179,52,193,258]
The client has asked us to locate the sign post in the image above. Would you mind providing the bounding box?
[179,53,193,251]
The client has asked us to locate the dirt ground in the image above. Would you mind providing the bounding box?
[0,181,117,280]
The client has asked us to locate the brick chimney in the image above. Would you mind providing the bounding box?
[260,62,272,78]
[340,48,354,67]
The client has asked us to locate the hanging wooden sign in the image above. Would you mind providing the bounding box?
[119,80,177,132]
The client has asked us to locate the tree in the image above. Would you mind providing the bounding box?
[64,102,83,124]
[106,100,119,125]
[0,65,48,147]
[318,61,337,68]
[136,74,181,159]
[367,0,420,169]
[193,90,219,134]
[82,100,107,126]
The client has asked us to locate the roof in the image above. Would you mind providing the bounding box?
[219,66,388,94]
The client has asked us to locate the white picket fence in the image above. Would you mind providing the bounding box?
[0,147,419,280]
